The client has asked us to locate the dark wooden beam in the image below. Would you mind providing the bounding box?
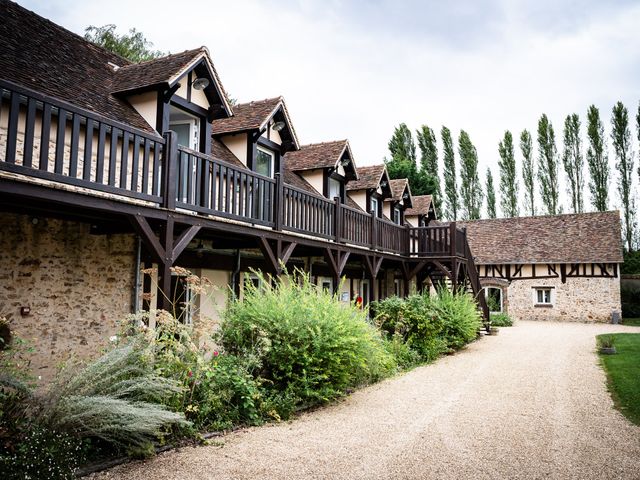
[129,215,166,263]
[172,225,202,261]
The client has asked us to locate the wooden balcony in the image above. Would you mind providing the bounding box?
[0,79,489,324]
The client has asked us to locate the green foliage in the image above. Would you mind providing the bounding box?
[622,250,640,274]
[586,105,609,212]
[385,124,436,197]
[458,130,483,220]
[562,114,585,213]
[520,129,536,216]
[383,336,422,370]
[441,126,458,221]
[498,130,519,218]
[611,101,636,251]
[416,125,443,211]
[433,289,482,350]
[485,168,497,219]
[373,290,481,362]
[0,426,84,480]
[387,123,417,164]
[598,333,640,425]
[84,24,166,63]
[219,271,395,414]
[490,313,513,327]
[537,114,561,215]
[621,287,640,318]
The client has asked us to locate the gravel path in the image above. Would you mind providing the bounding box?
[93,321,640,479]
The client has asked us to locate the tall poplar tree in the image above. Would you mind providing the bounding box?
[441,126,458,221]
[498,130,519,217]
[562,114,585,213]
[416,125,442,212]
[485,168,497,219]
[611,102,636,251]
[520,130,535,216]
[586,105,609,211]
[458,130,483,220]
[537,114,561,215]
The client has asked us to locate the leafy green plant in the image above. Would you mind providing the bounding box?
[433,289,482,350]
[598,335,616,349]
[383,335,422,370]
[621,287,640,318]
[490,313,514,327]
[219,270,395,416]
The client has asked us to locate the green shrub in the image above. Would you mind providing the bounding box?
[219,270,395,415]
[490,312,514,327]
[621,287,640,318]
[622,250,640,274]
[383,335,422,370]
[433,289,483,350]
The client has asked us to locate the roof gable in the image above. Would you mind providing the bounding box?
[346,164,391,197]
[112,47,232,118]
[459,211,624,265]
[405,195,436,219]
[212,97,300,150]
[284,140,357,180]
[386,178,412,207]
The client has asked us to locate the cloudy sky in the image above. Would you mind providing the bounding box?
[21,0,640,212]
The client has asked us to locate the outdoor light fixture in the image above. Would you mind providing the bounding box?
[192,77,210,90]
[272,120,286,132]
[380,180,388,188]
[402,192,409,200]
[340,158,351,167]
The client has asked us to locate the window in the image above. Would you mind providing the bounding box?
[321,280,333,293]
[169,108,201,204]
[394,278,402,297]
[370,197,379,216]
[535,287,553,305]
[255,147,274,177]
[393,206,402,225]
[485,287,503,312]
[328,177,341,200]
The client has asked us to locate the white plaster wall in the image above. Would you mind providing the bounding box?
[348,191,367,211]
[300,169,324,195]
[221,134,248,165]
[127,91,158,130]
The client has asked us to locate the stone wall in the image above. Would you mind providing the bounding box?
[0,212,137,380]
[506,274,620,323]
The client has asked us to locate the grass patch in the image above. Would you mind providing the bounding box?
[598,333,640,425]
[622,318,640,326]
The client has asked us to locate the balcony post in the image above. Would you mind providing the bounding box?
[370,210,377,250]
[161,130,178,211]
[405,223,411,256]
[274,172,283,231]
[449,221,457,257]
[334,196,342,243]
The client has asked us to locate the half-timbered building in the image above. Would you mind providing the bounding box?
[0,1,488,378]
[460,211,623,322]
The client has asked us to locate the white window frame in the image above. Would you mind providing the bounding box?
[256,146,275,178]
[328,176,341,200]
[393,206,402,225]
[533,287,553,306]
[170,115,200,204]
[370,197,379,216]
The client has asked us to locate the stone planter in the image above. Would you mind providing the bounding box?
[488,327,499,336]
[600,346,617,355]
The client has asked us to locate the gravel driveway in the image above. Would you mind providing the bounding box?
[93,321,640,479]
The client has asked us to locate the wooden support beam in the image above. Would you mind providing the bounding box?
[258,238,298,275]
[258,237,280,275]
[129,215,166,263]
[364,255,384,279]
[172,225,202,261]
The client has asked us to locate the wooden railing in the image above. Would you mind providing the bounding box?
[174,145,276,226]
[0,79,165,204]
[282,184,335,238]
[0,80,476,260]
[408,223,466,257]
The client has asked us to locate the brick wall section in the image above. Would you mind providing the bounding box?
[507,276,620,323]
[0,212,136,380]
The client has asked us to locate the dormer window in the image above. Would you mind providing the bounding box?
[256,146,275,177]
[328,176,342,201]
[393,206,402,225]
[370,197,380,217]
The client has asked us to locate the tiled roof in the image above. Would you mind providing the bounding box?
[386,178,411,202]
[112,47,232,115]
[458,211,624,265]
[346,164,386,190]
[405,195,433,216]
[212,97,300,149]
[211,139,246,169]
[0,0,155,133]
[285,140,349,171]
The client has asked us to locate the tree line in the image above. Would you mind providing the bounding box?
[384,101,640,252]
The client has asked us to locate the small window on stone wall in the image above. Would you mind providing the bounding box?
[534,287,553,306]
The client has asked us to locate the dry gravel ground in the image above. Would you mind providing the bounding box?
[93,321,640,480]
